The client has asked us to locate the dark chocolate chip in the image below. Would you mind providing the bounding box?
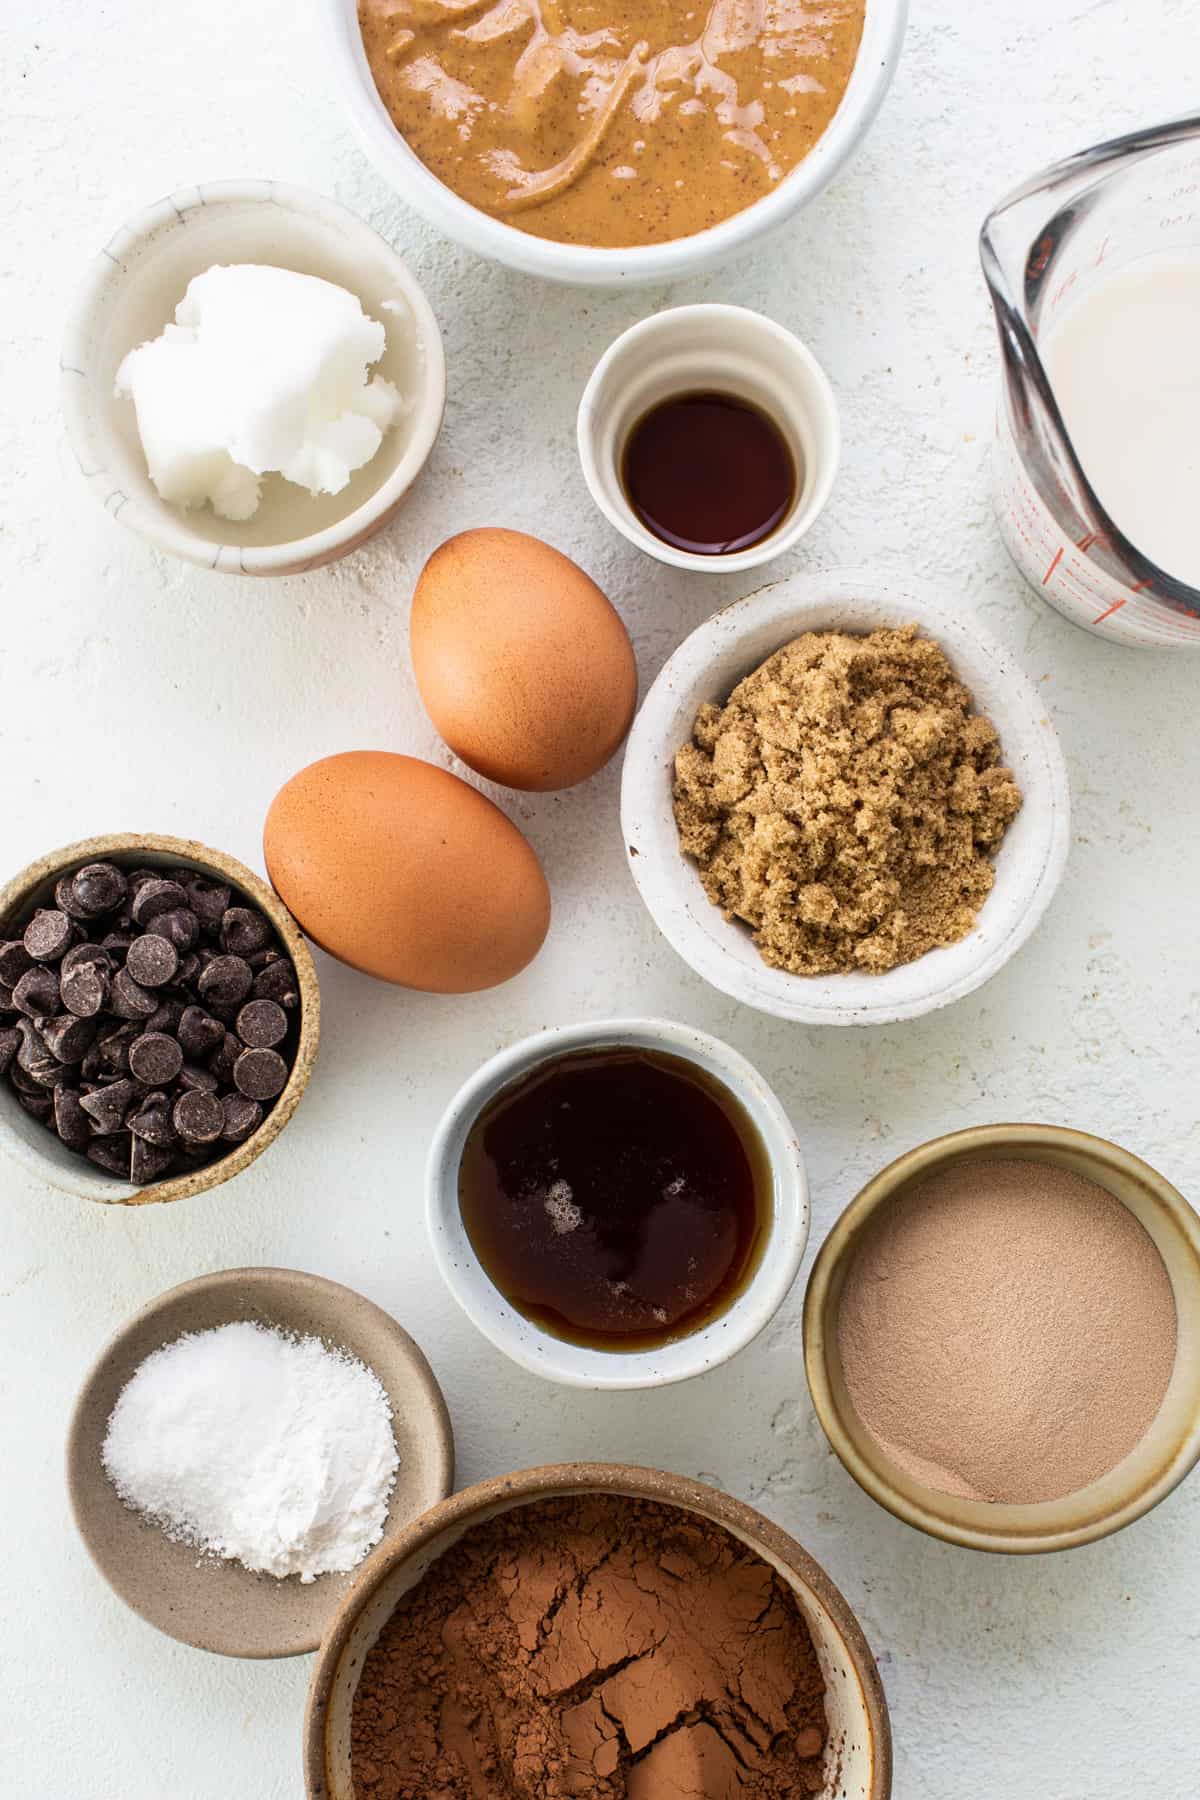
[0,1026,17,1076]
[23,909,73,962]
[127,1093,176,1146]
[12,966,61,1018]
[0,982,15,1015]
[53,1086,90,1151]
[235,998,288,1049]
[251,957,299,1008]
[87,1134,132,1177]
[100,929,134,954]
[184,876,232,929]
[220,907,272,957]
[177,1005,225,1058]
[130,879,189,926]
[131,1138,175,1185]
[233,1047,288,1101]
[144,998,183,1034]
[172,952,201,989]
[110,967,159,1020]
[128,1032,184,1086]
[220,1093,263,1143]
[172,1088,223,1144]
[56,874,91,919]
[208,1030,241,1085]
[178,1061,219,1094]
[147,907,199,952]
[19,1091,54,1120]
[125,933,179,988]
[197,954,252,1007]
[9,1060,47,1097]
[93,1022,139,1080]
[15,1019,63,1086]
[70,862,128,917]
[60,960,109,1019]
[0,940,34,986]
[80,1079,140,1134]
[41,1014,98,1064]
[61,941,114,976]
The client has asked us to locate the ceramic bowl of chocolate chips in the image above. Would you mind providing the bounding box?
[0,834,319,1205]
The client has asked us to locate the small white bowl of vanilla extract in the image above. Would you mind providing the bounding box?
[425,1018,808,1389]
[576,303,839,573]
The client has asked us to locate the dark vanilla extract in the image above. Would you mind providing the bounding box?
[621,389,798,555]
[458,1047,771,1350]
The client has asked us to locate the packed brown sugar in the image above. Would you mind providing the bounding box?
[359,0,866,248]
[673,625,1022,976]
[350,1494,828,1798]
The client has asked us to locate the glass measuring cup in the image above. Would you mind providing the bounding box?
[981,114,1200,648]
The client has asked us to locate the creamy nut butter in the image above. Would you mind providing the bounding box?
[359,0,867,247]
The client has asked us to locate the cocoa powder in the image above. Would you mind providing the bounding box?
[350,1495,828,1799]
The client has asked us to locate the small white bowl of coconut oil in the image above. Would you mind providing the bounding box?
[61,179,445,576]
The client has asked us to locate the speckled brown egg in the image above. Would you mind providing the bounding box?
[263,751,550,992]
[410,528,638,792]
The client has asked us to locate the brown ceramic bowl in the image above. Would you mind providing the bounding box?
[67,1267,455,1657]
[305,1463,891,1800]
[804,1125,1200,1553]
[0,833,319,1205]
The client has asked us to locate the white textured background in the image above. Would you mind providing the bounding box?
[3,2,1199,1795]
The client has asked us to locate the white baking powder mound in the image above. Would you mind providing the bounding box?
[101,1321,400,1582]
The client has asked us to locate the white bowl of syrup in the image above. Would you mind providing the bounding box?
[425,1018,809,1388]
[577,304,840,573]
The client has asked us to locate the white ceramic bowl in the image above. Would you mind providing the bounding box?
[321,0,908,286]
[621,571,1071,1025]
[578,304,839,573]
[61,180,446,575]
[425,1018,808,1388]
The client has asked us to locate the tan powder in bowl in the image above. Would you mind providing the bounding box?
[836,1157,1177,1504]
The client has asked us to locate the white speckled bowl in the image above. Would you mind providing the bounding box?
[426,1019,808,1389]
[621,570,1071,1026]
[321,0,908,286]
[61,180,446,575]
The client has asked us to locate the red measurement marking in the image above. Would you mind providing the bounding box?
[1077,530,1109,552]
[1093,597,1128,625]
[1130,578,1153,593]
[1042,547,1064,585]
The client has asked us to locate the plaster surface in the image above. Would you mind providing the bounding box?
[2,2,1199,1796]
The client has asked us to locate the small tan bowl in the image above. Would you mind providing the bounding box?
[804,1125,1200,1553]
[0,833,319,1206]
[67,1267,454,1658]
[305,1462,891,1800]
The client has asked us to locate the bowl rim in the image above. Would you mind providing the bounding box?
[575,302,842,573]
[620,568,1072,1025]
[0,832,320,1205]
[60,178,447,575]
[802,1123,1200,1553]
[425,1017,809,1389]
[303,1460,893,1799]
[66,1264,455,1657]
[319,0,909,284]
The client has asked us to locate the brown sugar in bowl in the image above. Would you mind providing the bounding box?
[803,1125,1200,1553]
[305,1462,891,1800]
[0,833,319,1206]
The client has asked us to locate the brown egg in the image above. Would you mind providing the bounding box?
[263,751,550,992]
[410,528,638,791]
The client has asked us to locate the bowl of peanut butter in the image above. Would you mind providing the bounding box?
[324,0,907,284]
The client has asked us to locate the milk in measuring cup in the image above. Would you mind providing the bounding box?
[1043,259,1200,589]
